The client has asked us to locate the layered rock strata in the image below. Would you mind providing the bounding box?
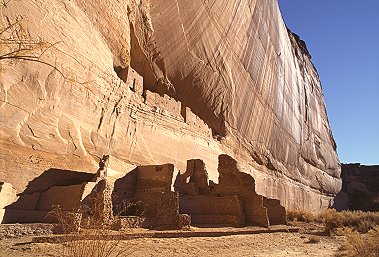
[0,0,340,211]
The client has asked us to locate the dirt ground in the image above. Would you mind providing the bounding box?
[0,224,344,257]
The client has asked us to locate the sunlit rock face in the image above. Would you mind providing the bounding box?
[0,0,341,211]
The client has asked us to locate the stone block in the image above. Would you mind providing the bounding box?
[0,182,17,209]
[156,192,180,229]
[111,216,152,230]
[178,214,191,229]
[191,215,241,227]
[137,164,178,191]
[264,198,287,225]
[36,184,86,211]
[180,195,243,221]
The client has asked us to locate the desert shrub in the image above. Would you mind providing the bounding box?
[320,209,344,233]
[321,209,379,234]
[60,230,129,257]
[287,210,315,222]
[307,235,321,244]
[47,205,82,234]
[336,226,379,257]
[47,192,136,257]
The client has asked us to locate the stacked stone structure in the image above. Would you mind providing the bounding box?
[0,155,286,229]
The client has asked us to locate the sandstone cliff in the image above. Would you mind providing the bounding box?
[334,164,379,211]
[0,0,341,211]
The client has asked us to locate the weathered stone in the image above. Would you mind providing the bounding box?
[0,182,17,209]
[0,182,18,222]
[179,195,244,227]
[112,216,152,230]
[156,192,181,229]
[333,163,379,211]
[263,198,287,225]
[178,214,191,229]
[0,0,340,213]
[177,155,286,227]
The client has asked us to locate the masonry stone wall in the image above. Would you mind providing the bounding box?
[36,184,86,211]
[0,154,286,229]
[156,191,181,229]
[181,106,213,137]
[176,155,286,227]
[137,164,178,192]
[145,91,183,121]
[180,195,244,226]
[215,155,269,227]
[263,198,287,225]
[115,66,143,96]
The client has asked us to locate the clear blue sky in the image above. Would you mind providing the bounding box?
[278,1,379,165]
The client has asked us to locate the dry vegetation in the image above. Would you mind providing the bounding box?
[320,209,379,234]
[47,206,128,257]
[287,209,379,257]
[336,226,379,257]
[46,194,138,257]
[0,16,93,93]
[0,17,62,74]
[287,209,379,233]
[287,210,316,223]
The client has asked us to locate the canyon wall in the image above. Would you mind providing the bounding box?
[0,0,341,211]
[334,164,379,211]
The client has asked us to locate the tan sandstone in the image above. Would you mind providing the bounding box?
[0,0,341,214]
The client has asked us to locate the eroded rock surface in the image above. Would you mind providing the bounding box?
[334,164,379,211]
[0,0,340,211]
[2,154,285,228]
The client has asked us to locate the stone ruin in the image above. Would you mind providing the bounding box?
[177,155,286,227]
[0,154,286,230]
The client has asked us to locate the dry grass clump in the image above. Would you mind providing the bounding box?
[60,230,129,257]
[0,17,61,72]
[48,205,127,257]
[47,205,82,234]
[336,226,379,257]
[320,209,379,234]
[307,235,321,244]
[47,192,136,257]
[287,210,315,223]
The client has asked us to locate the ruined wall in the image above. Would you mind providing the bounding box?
[0,0,340,211]
[263,198,286,225]
[177,156,286,227]
[180,195,244,226]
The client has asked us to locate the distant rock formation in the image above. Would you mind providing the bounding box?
[333,164,379,211]
[0,0,340,212]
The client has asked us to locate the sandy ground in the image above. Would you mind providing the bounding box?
[0,230,344,257]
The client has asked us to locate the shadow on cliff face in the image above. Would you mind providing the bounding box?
[21,168,95,195]
[332,164,379,212]
[111,167,138,216]
[2,168,95,223]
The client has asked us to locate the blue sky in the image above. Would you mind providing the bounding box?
[278,1,379,164]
